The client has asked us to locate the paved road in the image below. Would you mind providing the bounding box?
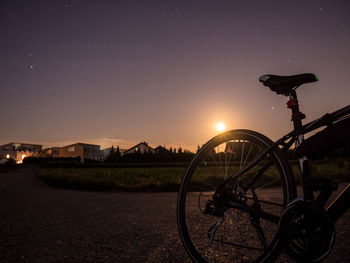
[0,166,349,262]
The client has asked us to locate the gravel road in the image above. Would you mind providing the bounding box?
[0,166,349,262]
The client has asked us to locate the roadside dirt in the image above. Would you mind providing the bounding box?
[0,166,349,262]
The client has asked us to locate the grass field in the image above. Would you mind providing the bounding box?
[36,167,186,191]
[35,159,350,192]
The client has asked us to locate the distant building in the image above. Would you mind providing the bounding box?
[101,148,112,160]
[0,142,42,163]
[59,143,101,162]
[123,142,155,155]
[224,141,244,159]
[224,142,236,153]
[42,147,60,158]
[154,145,168,154]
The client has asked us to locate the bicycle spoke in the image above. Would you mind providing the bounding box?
[210,149,224,176]
[216,145,223,170]
[225,142,235,180]
[191,179,216,191]
[256,178,280,191]
[243,143,253,168]
[178,130,295,262]
[242,158,272,189]
[224,151,228,179]
[240,141,245,169]
[201,179,217,191]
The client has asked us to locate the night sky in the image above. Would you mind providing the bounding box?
[1,0,349,151]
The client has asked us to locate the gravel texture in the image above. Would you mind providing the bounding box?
[0,165,349,262]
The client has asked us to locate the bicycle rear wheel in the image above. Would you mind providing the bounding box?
[177,129,296,262]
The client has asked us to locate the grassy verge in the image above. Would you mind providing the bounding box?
[36,167,186,191]
[291,159,350,185]
[35,159,349,192]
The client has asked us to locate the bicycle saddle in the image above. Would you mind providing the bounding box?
[259,73,318,95]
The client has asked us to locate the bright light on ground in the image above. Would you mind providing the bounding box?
[216,122,226,132]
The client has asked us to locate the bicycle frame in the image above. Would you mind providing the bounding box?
[286,102,350,224]
[177,78,350,263]
[215,94,350,224]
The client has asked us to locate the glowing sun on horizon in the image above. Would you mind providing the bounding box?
[216,122,226,132]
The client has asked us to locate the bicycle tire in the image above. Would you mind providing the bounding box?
[177,129,297,262]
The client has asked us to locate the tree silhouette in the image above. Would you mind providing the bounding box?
[106,145,122,162]
[106,146,115,162]
[115,146,121,159]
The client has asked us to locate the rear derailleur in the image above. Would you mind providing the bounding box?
[202,183,264,241]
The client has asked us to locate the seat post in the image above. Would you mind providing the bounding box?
[288,90,314,200]
[287,90,305,134]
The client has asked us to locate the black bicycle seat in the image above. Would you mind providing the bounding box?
[259,73,318,95]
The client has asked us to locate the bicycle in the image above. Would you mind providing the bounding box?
[177,73,350,262]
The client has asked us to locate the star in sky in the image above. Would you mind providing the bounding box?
[1,1,349,151]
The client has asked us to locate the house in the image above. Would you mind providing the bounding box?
[123,142,155,154]
[0,142,42,163]
[101,147,112,159]
[224,142,236,153]
[59,143,101,162]
[224,141,252,159]
[154,145,168,154]
[42,147,60,158]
